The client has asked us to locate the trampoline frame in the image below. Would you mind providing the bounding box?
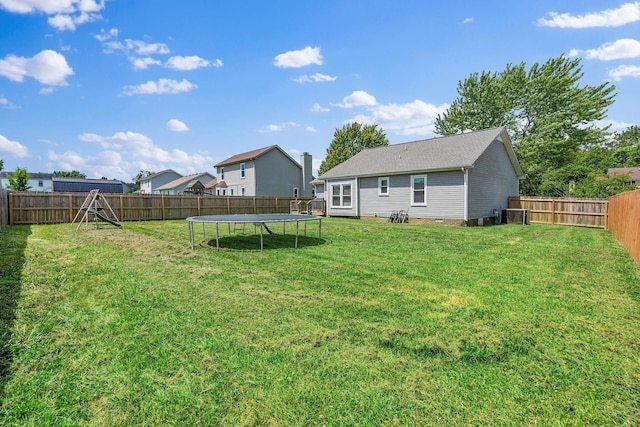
[186,214,323,251]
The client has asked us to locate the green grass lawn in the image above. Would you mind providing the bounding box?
[1,218,639,426]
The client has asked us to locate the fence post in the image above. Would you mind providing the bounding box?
[227,197,230,214]
[551,198,556,225]
[120,195,124,221]
[253,197,256,214]
[197,196,201,216]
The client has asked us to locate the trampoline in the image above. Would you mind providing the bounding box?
[186,214,323,251]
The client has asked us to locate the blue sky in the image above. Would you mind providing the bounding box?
[1,1,639,182]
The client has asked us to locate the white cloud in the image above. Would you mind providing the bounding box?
[0,133,29,158]
[94,27,118,42]
[306,126,317,132]
[0,0,106,31]
[274,46,323,68]
[165,55,217,71]
[538,2,640,28]
[609,64,640,80]
[594,119,636,132]
[258,122,300,133]
[348,99,450,137]
[577,39,640,60]
[333,90,378,108]
[463,17,473,24]
[62,130,215,180]
[39,87,54,95]
[48,11,99,31]
[131,57,161,70]
[0,96,18,109]
[312,102,329,112]
[293,73,337,83]
[104,39,170,56]
[167,119,189,132]
[0,49,73,86]
[122,78,197,95]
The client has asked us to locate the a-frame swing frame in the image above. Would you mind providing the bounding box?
[72,189,122,230]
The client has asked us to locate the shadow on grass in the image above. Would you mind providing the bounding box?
[205,233,326,251]
[0,225,31,403]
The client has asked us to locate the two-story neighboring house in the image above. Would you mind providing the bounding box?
[0,172,53,192]
[139,169,183,194]
[214,145,313,197]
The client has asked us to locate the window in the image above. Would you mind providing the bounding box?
[331,183,352,208]
[293,187,299,198]
[411,175,426,206]
[220,167,224,180]
[230,188,234,196]
[241,187,245,196]
[378,177,389,196]
[38,180,44,187]
[240,163,245,178]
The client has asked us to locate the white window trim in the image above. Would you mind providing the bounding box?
[330,183,352,209]
[220,167,225,181]
[241,187,245,196]
[293,187,299,198]
[240,162,246,179]
[378,177,389,196]
[411,174,427,206]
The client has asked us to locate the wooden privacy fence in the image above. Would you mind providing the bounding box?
[7,192,320,225]
[608,189,640,266]
[0,187,8,230]
[508,196,608,228]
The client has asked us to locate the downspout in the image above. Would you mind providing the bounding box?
[462,167,468,222]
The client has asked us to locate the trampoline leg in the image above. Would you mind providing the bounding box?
[216,223,220,251]
[260,222,263,252]
[189,221,194,250]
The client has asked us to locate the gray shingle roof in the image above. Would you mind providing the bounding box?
[318,127,522,179]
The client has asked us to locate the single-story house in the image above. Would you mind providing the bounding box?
[139,169,183,194]
[315,127,524,225]
[608,167,640,186]
[0,172,53,192]
[214,146,313,197]
[155,172,216,195]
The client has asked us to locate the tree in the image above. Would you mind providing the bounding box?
[318,123,389,175]
[131,170,155,192]
[435,55,617,195]
[53,170,87,178]
[7,167,31,191]
[0,159,3,172]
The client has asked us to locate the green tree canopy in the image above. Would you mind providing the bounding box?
[130,170,155,192]
[434,55,617,196]
[7,167,31,191]
[53,170,87,178]
[319,123,389,175]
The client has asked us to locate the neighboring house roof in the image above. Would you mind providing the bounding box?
[155,172,215,191]
[203,177,218,189]
[214,145,301,169]
[318,127,523,180]
[608,167,640,182]
[0,172,53,179]
[52,177,124,193]
[143,169,181,181]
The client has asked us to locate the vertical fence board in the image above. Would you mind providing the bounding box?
[608,189,640,265]
[0,187,8,230]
